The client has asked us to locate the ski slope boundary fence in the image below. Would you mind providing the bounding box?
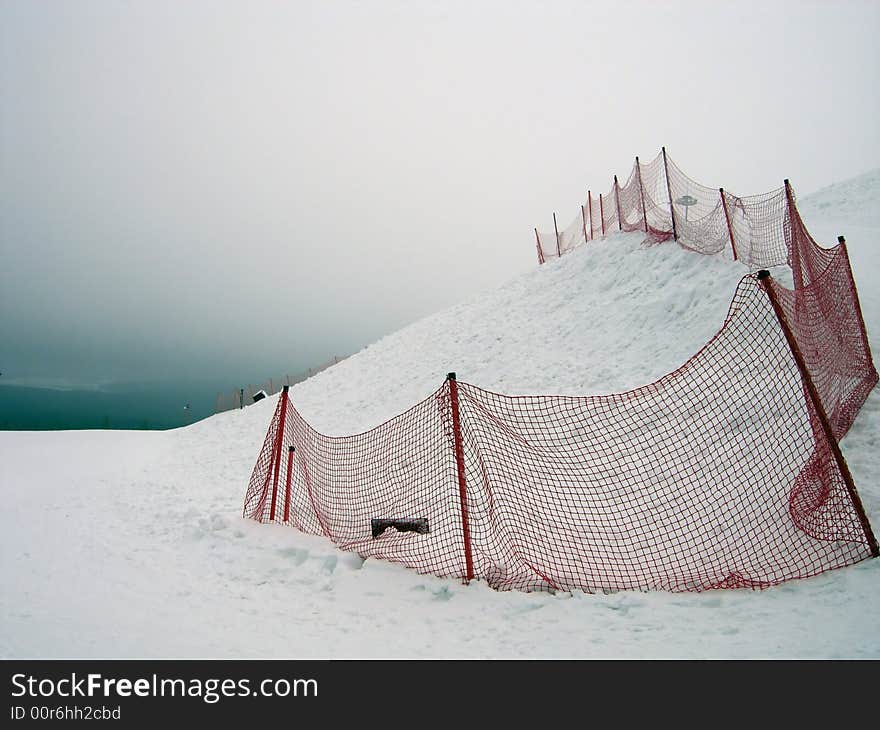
[536,147,799,269]
[214,355,347,414]
[243,174,878,593]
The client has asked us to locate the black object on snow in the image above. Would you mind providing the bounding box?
[371,518,430,539]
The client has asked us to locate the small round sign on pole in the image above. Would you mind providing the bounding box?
[675,194,698,222]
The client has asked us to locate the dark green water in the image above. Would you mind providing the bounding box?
[0,380,233,430]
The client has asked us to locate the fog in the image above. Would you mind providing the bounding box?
[2,0,878,388]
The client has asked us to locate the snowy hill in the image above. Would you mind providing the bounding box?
[1,171,879,658]
[799,168,880,229]
[275,231,754,435]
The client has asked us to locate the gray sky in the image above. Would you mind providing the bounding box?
[2,0,878,387]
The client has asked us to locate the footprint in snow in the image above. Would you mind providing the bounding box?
[277,547,309,566]
[432,585,454,602]
[339,552,365,571]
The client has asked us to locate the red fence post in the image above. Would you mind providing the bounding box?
[720,188,738,261]
[283,445,294,523]
[636,156,648,233]
[614,174,622,231]
[661,146,677,241]
[447,372,475,583]
[534,227,544,264]
[757,270,879,557]
[587,190,593,241]
[284,446,296,522]
[268,385,290,522]
[581,204,588,245]
[553,213,561,258]
[599,193,605,236]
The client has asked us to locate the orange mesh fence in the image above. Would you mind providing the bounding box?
[243,209,878,591]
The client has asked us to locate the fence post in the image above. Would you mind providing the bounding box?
[534,227,544,264]
[636,156,648,232]
[757,270,879,558]
[838,235,875,369]
[581,205,588,245]
[268,385,290,522]
[239,388,244,410]
[783,178,805,290]
[719,188,738,261]
[587,190,594,241]
[599,193,605,236]
[447,372,475,583]
[661,146,678,241]
[283,445,294,523]
[614,174,622,230]
[553,213,561,258]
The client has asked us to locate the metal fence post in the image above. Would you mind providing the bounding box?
[661,146,677,241]
[636,156,648,232]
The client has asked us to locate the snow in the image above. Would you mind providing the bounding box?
[1,171,879,658]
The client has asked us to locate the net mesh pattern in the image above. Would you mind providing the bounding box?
[602,181,620,234]
[244,205,877,591]
[618,160,647,233]
[557,207,587,257]
[242,386,469,580]
[536,149,798,269]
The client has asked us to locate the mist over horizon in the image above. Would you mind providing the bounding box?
[2,1,879,397]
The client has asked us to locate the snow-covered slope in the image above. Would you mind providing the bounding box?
[281,231,754,435]
[799,168,880,229]
[1,171,878,658]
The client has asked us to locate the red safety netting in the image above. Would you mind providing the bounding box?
[557,208,588,258]
[778,188,877,438]
[535,148,801,268]
[617,159,648,234]
[244,197,878,592]
[243,385,468,579]
[601,181,620,236]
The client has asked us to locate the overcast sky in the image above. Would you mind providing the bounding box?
[1,0,878,388]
